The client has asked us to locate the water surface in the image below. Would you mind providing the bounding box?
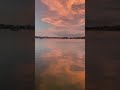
[35,39,85,90]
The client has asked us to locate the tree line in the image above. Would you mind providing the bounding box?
[35,36,85,39]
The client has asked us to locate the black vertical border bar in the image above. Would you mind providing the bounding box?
[86,0,120,90]
[0,0,35,90]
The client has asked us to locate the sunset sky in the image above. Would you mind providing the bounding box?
[35,0,85,37]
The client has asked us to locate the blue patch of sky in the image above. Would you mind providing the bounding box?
[35,0,52,32]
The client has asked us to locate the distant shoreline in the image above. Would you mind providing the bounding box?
[0,24,34,31]
[35,37,85,39]
[86,25,120,31]
[1,24,120,31]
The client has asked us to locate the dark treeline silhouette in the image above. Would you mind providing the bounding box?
[0,24,34,31]
[86,25,120,31]
[35,36,85,39]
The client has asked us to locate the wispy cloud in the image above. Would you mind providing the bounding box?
[36,0,85,36]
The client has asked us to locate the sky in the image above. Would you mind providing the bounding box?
[1,0,119,32]
[0,0,34,25]
[35,0,85,37]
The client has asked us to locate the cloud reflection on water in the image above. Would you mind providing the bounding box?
[35,39,85,90]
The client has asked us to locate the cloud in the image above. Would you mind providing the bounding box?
[37,0,85,36]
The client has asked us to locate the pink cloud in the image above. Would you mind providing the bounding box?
[36,0,85,36]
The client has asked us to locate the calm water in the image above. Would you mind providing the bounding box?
[35,39,85,90]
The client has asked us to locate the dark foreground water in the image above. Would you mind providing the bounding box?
[35,39,85,90]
